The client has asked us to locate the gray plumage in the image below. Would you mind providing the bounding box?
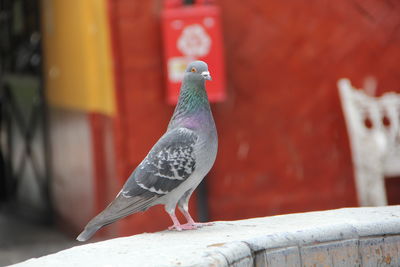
[77,61,217,241]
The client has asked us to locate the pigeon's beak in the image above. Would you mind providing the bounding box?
[201,71,212,81]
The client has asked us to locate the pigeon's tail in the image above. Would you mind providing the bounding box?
[76,193,158,242]
[76,225,102,242]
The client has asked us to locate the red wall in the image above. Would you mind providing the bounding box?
[104,0,400,236]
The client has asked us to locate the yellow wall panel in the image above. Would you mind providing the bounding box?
[41,0,115,116]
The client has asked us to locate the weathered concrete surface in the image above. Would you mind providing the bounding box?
[10,206,400,267]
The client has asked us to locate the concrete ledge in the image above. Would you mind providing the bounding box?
[11,206,400,267]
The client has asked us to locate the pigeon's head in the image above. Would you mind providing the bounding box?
[184,61,212,82]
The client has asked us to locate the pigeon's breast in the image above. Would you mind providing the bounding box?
[193,117,218,177]
[171,110,217,178]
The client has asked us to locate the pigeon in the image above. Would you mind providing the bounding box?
[77,61,218,242]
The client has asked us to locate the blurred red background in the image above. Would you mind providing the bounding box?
[91,0,400,237]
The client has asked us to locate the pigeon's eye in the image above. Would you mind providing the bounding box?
[191,67,197,73]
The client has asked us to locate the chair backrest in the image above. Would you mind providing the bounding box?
[338,78,400,175]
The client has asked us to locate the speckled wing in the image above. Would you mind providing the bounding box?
[122,127,198,198]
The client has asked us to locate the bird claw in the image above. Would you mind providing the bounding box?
[168,224,196,230]
[179,223,198,230]
[168,222,213,231]
[190,222,214,228]
[180,222,214,230]
[168,225,182,231]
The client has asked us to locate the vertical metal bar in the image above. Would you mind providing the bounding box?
[36,0,54,223]
[38,80,53,223]
[183,0,195,5]
[0,82,6,201]
[3,85,15,199]
[196,177,209,222]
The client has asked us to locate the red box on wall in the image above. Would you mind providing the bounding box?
[161,0,226,104]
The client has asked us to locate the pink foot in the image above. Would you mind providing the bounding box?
[168,224,182,231]
[179,223,198,230]
[168,223,197,230]
[195,222,214,227]
[168,222,213,231]
[181,221,214,229]
[179,208,214,229]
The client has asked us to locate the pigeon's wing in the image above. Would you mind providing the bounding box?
[76,127,198,241]
[123,127,198,198]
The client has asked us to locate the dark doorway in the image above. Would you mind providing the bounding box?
[0,0,52,222]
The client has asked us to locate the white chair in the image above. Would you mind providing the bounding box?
[338,78,400,206]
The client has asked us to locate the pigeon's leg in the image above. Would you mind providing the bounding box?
[178,189,213,229]
[178,205,213,228]
[167,210,183,231]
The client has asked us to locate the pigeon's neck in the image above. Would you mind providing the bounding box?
[169,79,211,129]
